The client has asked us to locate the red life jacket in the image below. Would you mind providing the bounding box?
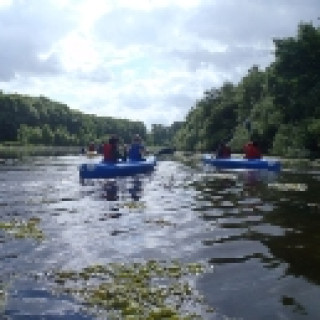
[216,144,231,158]
[244,143,261,159]
[103,143,116,162]
[221,145,231,158]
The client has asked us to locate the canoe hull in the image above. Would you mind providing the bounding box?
[79,156,156,179]
[202,155,281,171]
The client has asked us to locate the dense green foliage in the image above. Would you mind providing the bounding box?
[1,22,319,155]
[147,122,184,146]
[173,22,320,157]
[0,93,146,146]
[0,92,181,148]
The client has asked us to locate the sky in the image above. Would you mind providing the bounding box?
[0,0,319,129]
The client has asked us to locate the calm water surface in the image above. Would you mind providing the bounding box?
[0,155,320,319]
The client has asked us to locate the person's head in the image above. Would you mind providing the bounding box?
[250,131,259,144]
[218,141,226,148]
[133,134,141,143]
[109,135,118,145]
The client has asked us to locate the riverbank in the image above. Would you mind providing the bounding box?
[0,145,81,159]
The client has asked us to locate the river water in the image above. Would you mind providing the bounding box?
[0,155,320,319]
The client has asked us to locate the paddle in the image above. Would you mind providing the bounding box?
[156,147,176,156]
[244,118,251,135]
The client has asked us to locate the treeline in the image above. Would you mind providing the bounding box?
[0,93,147,146]
[2,22,318,155]
[0,92,182,147]
[148,122,183,146]
[173,22,320,158]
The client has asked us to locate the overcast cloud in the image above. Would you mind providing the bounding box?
[0,0,319,129]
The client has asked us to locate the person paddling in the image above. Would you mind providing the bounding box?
[88,142,95,152]
[215,142,231,159]
[243,140,262,159]
[128,134,146,161]
[103,135,120,162]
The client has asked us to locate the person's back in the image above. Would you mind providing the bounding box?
[243,141,261,159]
[128,143,143,161]
[103,143,114,162]
[216,143,231,159]
[223,145,231,158]
[103,136,119,162]
[128,134,145,161]
[88,142,95,152]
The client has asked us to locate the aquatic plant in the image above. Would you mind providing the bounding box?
[121,201,146,209]
[0,217,44,240]
[144,218,176,227]
[0,283,6,314]
[52,260,211,319]
[268,183,308,192]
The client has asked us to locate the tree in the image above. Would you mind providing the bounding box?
[272,23,320,121]
[42,124,54,144]
[0,92,148,146]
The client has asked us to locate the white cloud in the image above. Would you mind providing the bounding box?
[0,0,319,129]
[0,0,11,8]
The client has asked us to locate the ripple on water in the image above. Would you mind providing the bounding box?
[1,157,320,319]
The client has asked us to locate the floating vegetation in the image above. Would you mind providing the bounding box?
[144,218,176,227]
[0,217,44,240]
[121,201,145,209]
[204,173,238,180]
[268,183,308,192]
[0,283,7,313]
[52,260,210,319]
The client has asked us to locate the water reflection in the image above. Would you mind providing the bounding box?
[1,156,320,319]
[203,165,280,185]
[238,168,280,185]
[193,165,320,319]
[102,180,118,201]
[260,173,320,285]
[82,176,145,202]
[128,177,143,201]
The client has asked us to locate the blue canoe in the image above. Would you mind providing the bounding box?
[202,154,281,171]
[79,156,157,179]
